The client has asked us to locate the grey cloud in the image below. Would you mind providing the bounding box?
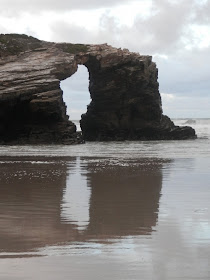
[157,46,210,97]
[50,17,120,46]
[0,0,134,15]
[71,0,205,54]
[126,0,195,53]
[194,0,210,24]
[162,94,210,118]
[50,22,92,44]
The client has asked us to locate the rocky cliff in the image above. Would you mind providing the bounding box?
[0,34,196,144]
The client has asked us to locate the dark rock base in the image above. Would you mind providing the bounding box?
[80,115,196,141]
[0,121,84,145]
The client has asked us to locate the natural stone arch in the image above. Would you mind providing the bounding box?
[0,34,196,144]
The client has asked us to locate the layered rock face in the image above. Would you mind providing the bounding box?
[0,34,196,144]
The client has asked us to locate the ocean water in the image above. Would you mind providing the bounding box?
[0,118,209,280]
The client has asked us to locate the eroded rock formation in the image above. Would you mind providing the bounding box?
[0,34,196,144]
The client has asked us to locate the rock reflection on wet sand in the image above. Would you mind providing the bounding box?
[0,157,164,253]
[0,156,210,280]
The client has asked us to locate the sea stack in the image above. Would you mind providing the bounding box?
[0,34,196,144]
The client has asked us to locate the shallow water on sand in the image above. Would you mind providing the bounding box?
[0,119,210,279]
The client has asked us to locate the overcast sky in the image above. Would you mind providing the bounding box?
[1,0,210,119]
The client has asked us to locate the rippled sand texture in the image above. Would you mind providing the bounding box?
[0,155,210,279]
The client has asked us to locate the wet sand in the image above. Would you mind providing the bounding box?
[0,157,163,252]
[0,156,210,279]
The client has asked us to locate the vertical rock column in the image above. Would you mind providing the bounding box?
[80,50,162,140]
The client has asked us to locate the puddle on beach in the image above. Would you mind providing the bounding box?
[0,156,210,279]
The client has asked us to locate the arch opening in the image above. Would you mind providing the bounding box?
[60,65,91,131]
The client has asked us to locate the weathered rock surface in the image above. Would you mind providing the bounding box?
[0,34,196,144]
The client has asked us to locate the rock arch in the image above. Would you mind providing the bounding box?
[0,34,196,144]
